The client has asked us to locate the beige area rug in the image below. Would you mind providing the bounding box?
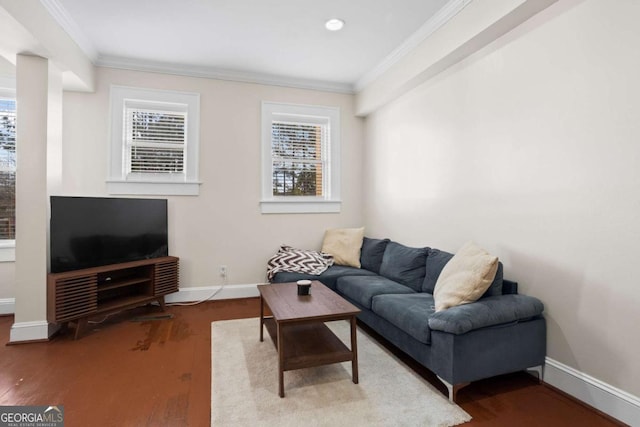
[211,318,471,426]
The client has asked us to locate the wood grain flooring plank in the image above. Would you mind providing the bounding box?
[0,298,625,426]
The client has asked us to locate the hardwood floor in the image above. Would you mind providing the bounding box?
[0,298,624,426]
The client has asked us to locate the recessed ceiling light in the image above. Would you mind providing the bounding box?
[325,18,345,32]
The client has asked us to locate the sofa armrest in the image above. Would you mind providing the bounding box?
[428,294,544,335]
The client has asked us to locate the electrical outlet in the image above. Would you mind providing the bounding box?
[220,265,227,278]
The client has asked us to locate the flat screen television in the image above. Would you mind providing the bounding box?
[50,196,168,273]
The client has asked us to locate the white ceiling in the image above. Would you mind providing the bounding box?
[45,0,463,92]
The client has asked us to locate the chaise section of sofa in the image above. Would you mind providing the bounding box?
[270,237,546,402]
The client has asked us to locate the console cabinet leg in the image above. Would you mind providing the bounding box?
[74,318,88,340]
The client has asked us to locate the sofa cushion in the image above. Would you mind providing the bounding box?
[379,242,429,292]
[336,275,415,309]
[423,248,504,297]
[271,265,377,290]
[433,242,499,311]
[371,293,435,344]
[423,249,454,294]
[428,294,544,334]
[321,227,365,268]
[360,237,390,274]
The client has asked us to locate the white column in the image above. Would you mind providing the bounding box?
[10,54,61,342]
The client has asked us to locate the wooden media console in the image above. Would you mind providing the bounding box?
[47,256,179,339]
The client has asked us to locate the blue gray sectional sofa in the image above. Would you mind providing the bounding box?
[271,238,546,402]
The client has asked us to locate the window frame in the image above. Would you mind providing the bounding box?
[0,86,16,262]
[260,102,341,214]
[108,85,201,196]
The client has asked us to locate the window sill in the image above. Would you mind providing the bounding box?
[260,200,341,214]
[107,180,201,196]
[0,241,15,262]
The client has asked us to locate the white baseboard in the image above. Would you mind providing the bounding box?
[9,320,59,343]
[544,357,640,425]
[0,285,261,313]
[164,283,260,304]
[0,298,15,315]
[4,284,261,340]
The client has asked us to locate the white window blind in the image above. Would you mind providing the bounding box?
[271,121,328,197]
[109,86,200,196]
[261,102,340,214]
[0,98,16,240]
[125,107,186,175]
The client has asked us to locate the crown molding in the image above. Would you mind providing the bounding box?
[39,0,354,94]
[354,0,472,92]
[41,0,467,95]
[39,0,353,93]
[96,55,355,94]
[39,0,99,62]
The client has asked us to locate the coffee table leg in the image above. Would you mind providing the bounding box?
[277,322,285,397]
[351,316,359,384]
[259,295,264,342]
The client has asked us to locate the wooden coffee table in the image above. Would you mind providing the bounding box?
[258,281,361,397]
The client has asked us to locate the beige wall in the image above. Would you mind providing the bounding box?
[61,67,364,287]
[363,0,640,396]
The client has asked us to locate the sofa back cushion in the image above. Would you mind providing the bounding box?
[360,237,390,274]
[379,242,429,292]
[423,249,454,294]
[423,248,503,296]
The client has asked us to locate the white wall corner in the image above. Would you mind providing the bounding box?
[355,0,560,116]
[0,0,95,91]
[9,320,58,343]
[0,298,15,315]
[164,283,260,304]
[354,0,473,92]
[544,357,640,426]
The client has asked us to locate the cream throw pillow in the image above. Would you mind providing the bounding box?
[321,227,365,268]
[433,241,499,312]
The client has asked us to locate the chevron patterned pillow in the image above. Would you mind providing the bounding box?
[267,245,334,281]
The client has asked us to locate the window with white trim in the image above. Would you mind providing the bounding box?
[109,86,200,196]
[261,102,340,213]
[0,89,16,262]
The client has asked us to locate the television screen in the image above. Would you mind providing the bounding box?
[50,196,168,273]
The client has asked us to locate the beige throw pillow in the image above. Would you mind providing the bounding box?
[433,241,499,312]
[321,227,365,268]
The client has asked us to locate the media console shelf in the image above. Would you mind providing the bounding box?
[47,256,179,339]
